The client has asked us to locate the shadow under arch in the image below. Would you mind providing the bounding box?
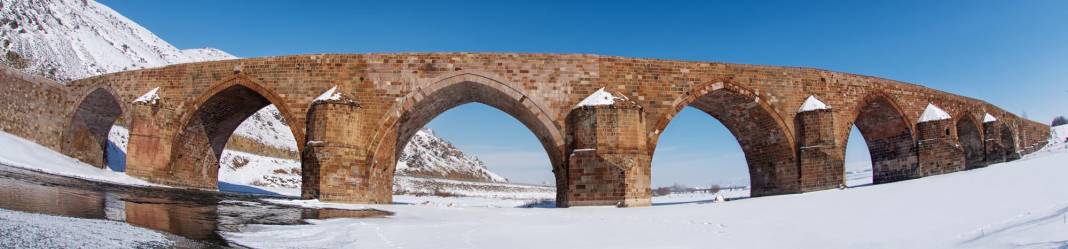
[62,86,125,168]
[165,76,305,189]
[368,71,566,201]
[999,122,1020,161]
[955,112,985,169]
[846,91,919,184]
[650,81,799,197]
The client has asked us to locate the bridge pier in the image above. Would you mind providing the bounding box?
[797,107,844,191]
[563,105,651,207]
[917,119,965,176]
[125,104,178,184]
[302,98,385,203]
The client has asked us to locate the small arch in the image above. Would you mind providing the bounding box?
[847,91,919,184]
[367,72,566,201]
[1000,123,1019,161]
[955,113,985,169]
[62,87,124,168]
[166,76,305,189]
[651,81,799,197]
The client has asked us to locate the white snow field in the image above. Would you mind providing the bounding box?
[225,147,1068,249]
[0,209,171,248]
[0,131,155,187]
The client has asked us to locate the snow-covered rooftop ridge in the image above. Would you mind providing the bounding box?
[798,95,830,112]
[918,103,951,122]
[575,87,628,107]
[983,113,998,123]
[132,87,160,105]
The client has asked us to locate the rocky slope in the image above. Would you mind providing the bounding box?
[2,0,509,191]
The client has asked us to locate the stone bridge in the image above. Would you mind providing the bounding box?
[2,53,1049,207]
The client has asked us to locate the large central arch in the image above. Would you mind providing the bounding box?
[165,77,305,189]
[63,87,124,168]
[368,72,566,201]
[651,82,799,197]
[849,92,918,183]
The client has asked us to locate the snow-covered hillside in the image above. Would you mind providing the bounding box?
[397,128,508,183]
[0,0,235,82]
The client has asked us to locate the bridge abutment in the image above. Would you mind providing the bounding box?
[564,105,651,207]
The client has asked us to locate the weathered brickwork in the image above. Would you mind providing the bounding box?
[565,105,650,207]
[955,115,986,169]
[852,94,919,183]
[0,53,1052,207]
[0,65,76,151]
[917,119,966,176]
[797,108,843,192]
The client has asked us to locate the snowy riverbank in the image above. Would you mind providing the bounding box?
[0,208,171,248]
[225,146,1068,249]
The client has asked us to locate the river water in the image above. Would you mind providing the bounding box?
[0,165,390,248]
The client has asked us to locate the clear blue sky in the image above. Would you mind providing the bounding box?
[101,0,1068,186]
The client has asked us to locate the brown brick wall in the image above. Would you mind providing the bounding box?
[917,119,966,176]
[565,105,650,207]
[797,108,843,191]
[0,65,72,150]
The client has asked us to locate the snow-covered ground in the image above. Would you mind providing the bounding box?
[651,188,751,205]
[394,176,553,199]
[0,208,171,248]
[0,131,155,187]
[225,145,1068,248]
[218,150,301,196]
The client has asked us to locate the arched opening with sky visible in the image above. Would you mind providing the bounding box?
[166,80,305,192]
[391,103,557,202]
[650,106,751,202]
[843,126,875,187]
[849,94,918,184]
[651,82,798,198]
[367,74,565,205]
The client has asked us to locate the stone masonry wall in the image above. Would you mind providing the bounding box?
[0,65,71,150]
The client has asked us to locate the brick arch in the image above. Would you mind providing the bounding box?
[649,81,800,197]
[62,86,125,168]
[955,112,985,169]
[846,91,919,183]
[164,76,305,189]
[999,123,1019,159]
[367,71,566,196]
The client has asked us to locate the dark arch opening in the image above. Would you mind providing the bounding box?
[384,80,564,203]
[652,86,797,198]
[956,116,985,169]
[169,83,301,192]
[651,106,751,203]
[850,95,918,184]
[63,88,123,169]
[1000,125,1018,160]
